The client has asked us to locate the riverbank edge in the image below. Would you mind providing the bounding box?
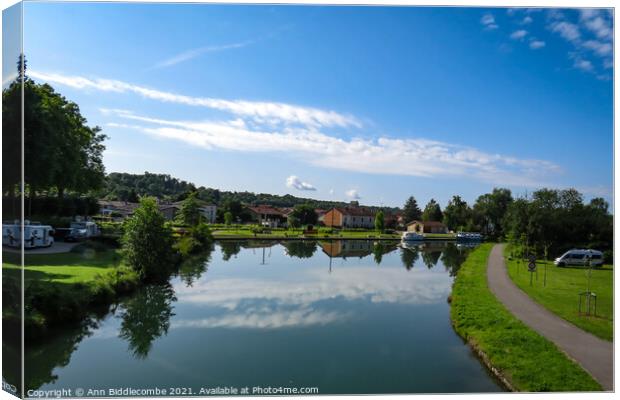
[449,243,602,392]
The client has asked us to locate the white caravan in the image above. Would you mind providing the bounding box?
[2,221,55,249]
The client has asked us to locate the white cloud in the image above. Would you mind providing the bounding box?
[582,40,613,56]
[579,9,613,40]
[346,189,361,200]
[510,30,528,40]
[529,40,546,49]
[286,175,316,191]
[522,16,533,24]
[153,40,254,69]
[573,57,594,72]
[481,13,498,30]
[549,21,581,43]
[29,71,362,129]
[102,109,562,187]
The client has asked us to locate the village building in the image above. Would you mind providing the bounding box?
[246,205,288,228]
[98,200,140,221]
[406,220,448,234]
[323,206,376,228]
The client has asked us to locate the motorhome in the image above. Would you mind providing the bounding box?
[554,249,604,267]
[2,221,55,249]
[65,221,100,242]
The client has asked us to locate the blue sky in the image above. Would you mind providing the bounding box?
[6,3,614,208]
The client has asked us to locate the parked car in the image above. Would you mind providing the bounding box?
[554,249,604,267]
[65,221,100,242]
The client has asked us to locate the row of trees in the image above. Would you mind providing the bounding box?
[3,56,107,217]
[401,188,612,256]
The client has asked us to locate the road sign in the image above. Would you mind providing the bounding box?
[528,260,536,272]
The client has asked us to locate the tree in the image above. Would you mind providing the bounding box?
[422,198,443,222]
[4,55,106,216]
[473,188,513,238]
[121,197,175,281]
[403,196,422,223]
[287,214,301,229]
[175,192,201,226]
[288,204,318,226]
[224,211,233,226]
[375,210,385,232]
[443,195,472,231]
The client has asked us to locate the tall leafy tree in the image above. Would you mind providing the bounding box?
[175,192,201,226]
[422,198,443,222]
[4,55,106,215]
[121,197,175,281]
[402,196,422,223]
[375,210,385,232]
[443,195,472,231]
[473,188,513,238]
[288,204,318,226]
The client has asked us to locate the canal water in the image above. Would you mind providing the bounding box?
[26,240,502,395]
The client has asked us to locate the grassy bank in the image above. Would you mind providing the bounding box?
[450,243,602,391]
[2,243,139,337]
[504,246,613,341]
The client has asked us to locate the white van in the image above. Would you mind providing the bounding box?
[554,249,604,267]
[2,222,55,249]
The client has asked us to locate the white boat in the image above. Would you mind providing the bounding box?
[456,232,482,241]
[401,231,424,242]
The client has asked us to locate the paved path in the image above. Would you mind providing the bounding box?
[486,244,613,391]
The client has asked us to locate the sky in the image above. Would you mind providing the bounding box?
[4,3,614,208]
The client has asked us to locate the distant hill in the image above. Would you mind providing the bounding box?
[100,172,400,212]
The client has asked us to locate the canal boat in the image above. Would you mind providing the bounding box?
[456,232,482,241]
[401,231,424,242]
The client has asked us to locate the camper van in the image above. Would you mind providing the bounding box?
[2,221,55,249]
[65,221,100,242]
[554,249,604,267]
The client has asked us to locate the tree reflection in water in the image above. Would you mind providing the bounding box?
[117,284,177,359]
[177,246,214,286]
[400,246,419,270]
[220,241,242,261]
[283,240,317,259]
[440,243,469,276]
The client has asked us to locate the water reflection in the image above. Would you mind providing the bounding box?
[117,285,177,359]
[282,240,317,259]
[25,240,490,394]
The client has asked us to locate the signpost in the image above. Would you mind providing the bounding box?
[528,254,537,286]
[543,245,549,287]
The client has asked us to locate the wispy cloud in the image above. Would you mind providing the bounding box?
[100,109,561,188]
[30,71,361,129]
[481,13,499,30]
[510,30,528,40]
[153,40,254,69]
[529,39,546,49]
[346,189,361,200]
[286,175,316,191]
[521,16,533,25]
[547,9,613,75]
[549,20,581,42]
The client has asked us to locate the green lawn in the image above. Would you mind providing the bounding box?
[504,246,613,341]
[451,243,602,392]
[3,247,123,284]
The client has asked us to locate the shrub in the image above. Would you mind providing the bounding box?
[121,197,175,281]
